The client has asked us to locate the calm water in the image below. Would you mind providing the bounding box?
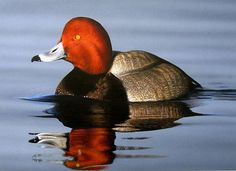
[0,0,236,170]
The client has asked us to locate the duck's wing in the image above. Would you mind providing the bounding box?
[111,50,165,76]
[110,50,201,102]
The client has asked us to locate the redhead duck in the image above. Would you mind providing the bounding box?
[32,17,201,102]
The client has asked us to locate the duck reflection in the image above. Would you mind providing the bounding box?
[30,128,115,170]
[29,95,199,170]
[64,128,115,170]
[32,95,197,131]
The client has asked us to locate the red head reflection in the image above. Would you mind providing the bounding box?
[64,128,116,170]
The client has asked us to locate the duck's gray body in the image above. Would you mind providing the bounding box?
[110,50,201,102]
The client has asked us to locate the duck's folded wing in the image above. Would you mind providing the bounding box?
[111,50,201,102]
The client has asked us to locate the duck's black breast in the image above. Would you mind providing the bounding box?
[56,67,128,101]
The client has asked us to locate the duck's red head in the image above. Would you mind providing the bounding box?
[32,17,113,75]
[62,17,113,74]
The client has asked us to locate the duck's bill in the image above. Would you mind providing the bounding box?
[31,42,66,62]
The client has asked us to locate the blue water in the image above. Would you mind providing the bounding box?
[0,0,236,170]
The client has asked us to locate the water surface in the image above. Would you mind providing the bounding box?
[0,0,236,170]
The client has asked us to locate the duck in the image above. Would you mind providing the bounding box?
[32,17,201,102]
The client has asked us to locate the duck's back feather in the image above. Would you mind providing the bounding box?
[111,50,201,102]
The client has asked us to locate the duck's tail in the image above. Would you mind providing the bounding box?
[191,77,202,89]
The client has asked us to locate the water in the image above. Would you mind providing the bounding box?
[0,0,236,170]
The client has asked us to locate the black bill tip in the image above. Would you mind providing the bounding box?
[28,136,40,143]
[31,55,41,62]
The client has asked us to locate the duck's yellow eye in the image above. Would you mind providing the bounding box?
[74,34,81,40]
[76,163,80,168]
